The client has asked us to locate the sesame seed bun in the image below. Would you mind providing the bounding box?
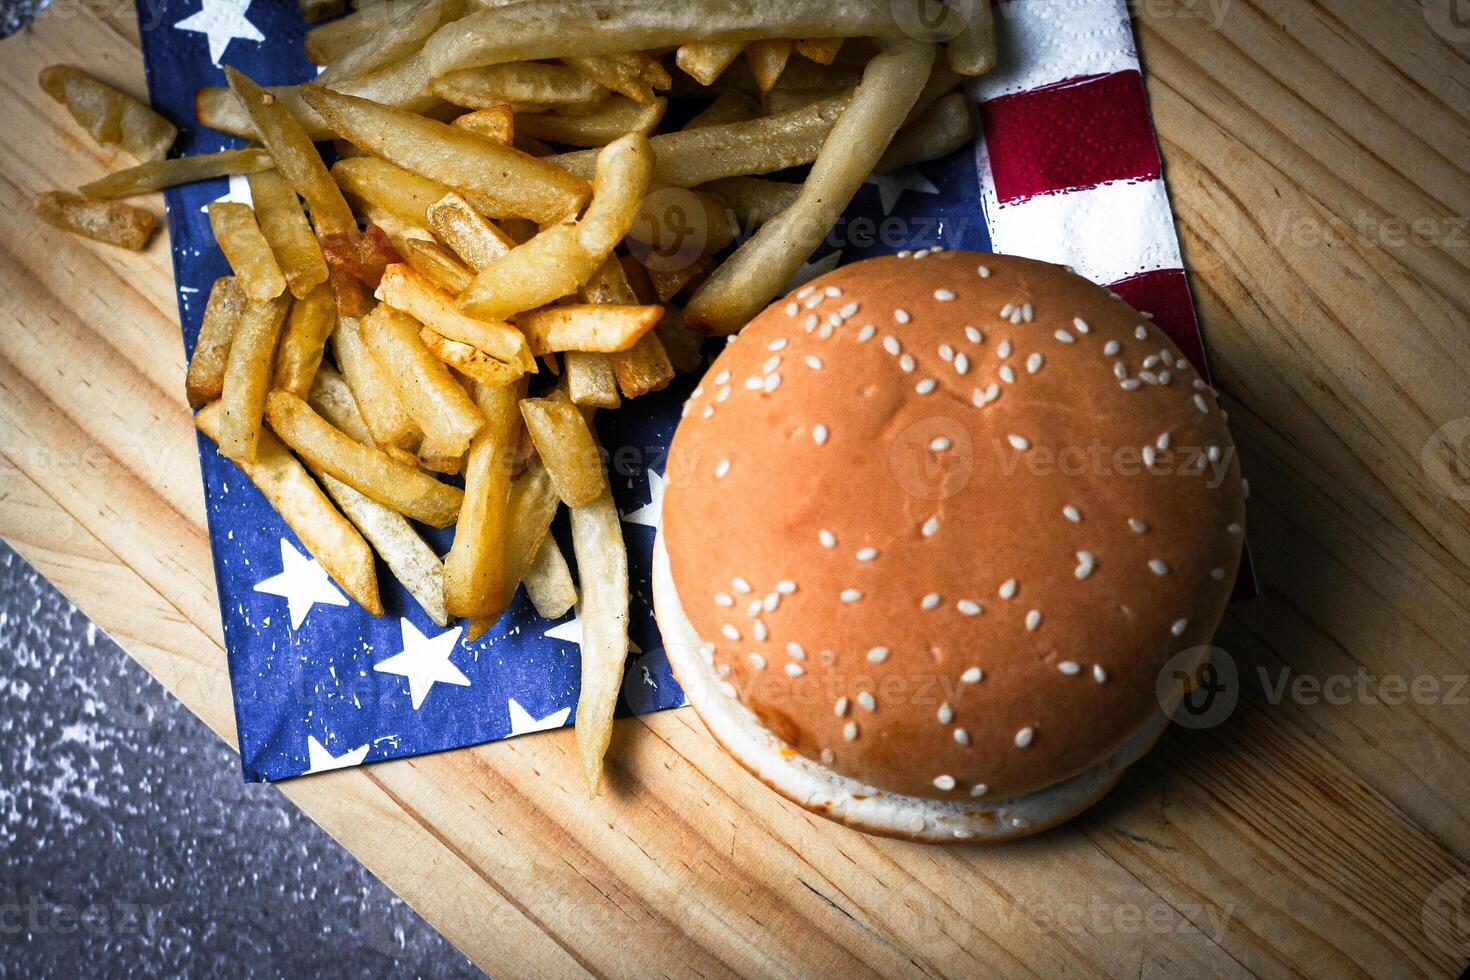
[654,251,1245,842]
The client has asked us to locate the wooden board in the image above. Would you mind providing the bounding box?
[1,3,1467,975]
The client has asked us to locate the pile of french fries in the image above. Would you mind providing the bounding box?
[33,0,993,791]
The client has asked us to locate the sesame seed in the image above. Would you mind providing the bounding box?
[1157,432,1172,450]
[1104,340,1120,355]
[702,405,714,419]
[813,424,829,445]
[1129,518,1148,533]
[714,592,732,607]
[732,577,751,593]
[915,378,937,395]
[857,547,878,561]
[857,691,876,712]
[883,335,901,356]
[805,355,823,370]
[960,667,983,683]
[786,642,805,659]
[834,697,849,717]
[930,436,952,452]
[819,529,836,548]
[763,374,782,393]
[1007,434,1031,450]
[1010,308,1024,324]
[748,653,765,669]
[1148,559,1170,576]
[1194,393,1210,413]
[785,662,805,677]
[1027,353,1044,374]
[1055,329,1075,344]
[957,600,982,616]
[721,624,740,640]
[1015,727,1035,748]
[1063,505,1081,523]
[1021,303,1034,322]
[784,302,798,316]
[857,324,876,341]
[763,355,781,374]
[824,285,841,297]
[763,593,780,612]
[820,748,834,765]
[934,289,956,302]
[1121,379,1142,391]
[1211,567,1226,581]
[1143,354,1160,370]
[1172,618,1189,636]
[999,303,1014,319]
[999,578,1018,599]
[899,354,916,372]
[921,592,941,610]
[715,459,730,478]
[1025,609,1043,631]
[867,646,890,663]
[1113,362,1128,381]
[921,516,940,537]
[933,774,956,790]
[1140,371,1159,385]
[717,663,730,677]
[1075,552,1096,580]
[1135,325,1148,340]
[937,702,954,724]
[752,619,768,641]
[895,308,912,324]
[827,312,842,328]
[1000,365,1016,383]
[964,325,983,343]
[897,249,912,258]
[998,339,1012,358]
[776,580,797,594]
[744,376,763,390]
[1228,522,1243,535]
[803,313,818,330]
[1093,665,1108,683]
[840,589,863,603]
[840,302,859,318]
[1073,317,1091,334]
[717,386,731,402]
[955,353,970,374]
[978,265,991,277]
[938,343,955,361]
[746,599,761,617]
[1207,445,1221,462]
[843,721,858,741]
[953,729,970,746]
[971,784,989,797]
[796,286,815,299]
[1143,446,1158,467]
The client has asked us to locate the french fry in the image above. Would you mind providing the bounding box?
[431,62,607,109]
[272,281,337,397]
[500,458,560,606]
[218,292,291,462]
[377,264,533,370]
[514,304,663,355]
[299,0,345,24]
[562,55,655,106]
[450,105,515,143]
[320,224,404,289]
[330,266,375,318]
[795,37,844,64]
[523,536,577,619]
[223,67,358,237]
[745,39,792,92]
[308,365,451,627]
[516,97,664,147]
[264,390,464,526]
[580,257,675,397]
[683,89,757,129]
[248,169,331,299]
[418,328,524,387]
[569,487,630,794]
[316,0,466,84]
[34,191,154,251]
[209,203,288,303]
[626,186,737,264]
[422,0,928,77]
[361,304,485,456]
[305,2,398,62]
[457,133,653,321]
[875,91,973,172]
[332,315,424,453]
[945,0,996,76]
[443,378,524,618]
[196,400,381,614]
[686,40,934,333]
[700,176,800,227]
[332,156,458,228]
[550,94,848,186]
[563,351,621,409]
[39,65,177,162]
[675,41,745,86]
[301,84,591,224]
[186,276,247,408]
[80,148,275,199]
[655,310,705,373]
[425,192,515,270]
[648,254,708,302]
[519,391,607,507]
[401,238,474,293]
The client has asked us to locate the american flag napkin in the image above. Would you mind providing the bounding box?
[136,0,1235,781]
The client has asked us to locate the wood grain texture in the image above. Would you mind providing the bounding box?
[0,1,1467,976]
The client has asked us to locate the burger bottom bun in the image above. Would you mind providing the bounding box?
[653,533,1171,844]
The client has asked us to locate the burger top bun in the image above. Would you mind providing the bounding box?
[659,251,1245,808]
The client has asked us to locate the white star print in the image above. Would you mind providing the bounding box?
[373,619,470,709]
[253,538,348,630]
[544,606,641,654]
[865,169,939,215]
[620,469,665,529]
[783,249,843,294]
[175,0,265,65]
[200,172,252,214]
[304,736,369,774]
[506,698,571,737]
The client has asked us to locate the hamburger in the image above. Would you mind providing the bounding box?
[653,251,1246,842]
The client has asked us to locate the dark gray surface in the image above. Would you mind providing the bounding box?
[0,541,482,978]
[0,0,43,38]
